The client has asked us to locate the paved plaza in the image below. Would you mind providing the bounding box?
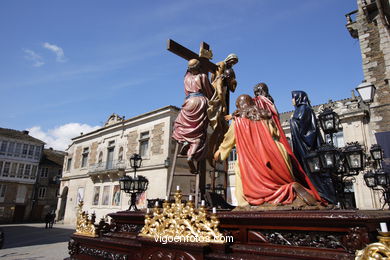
[0,223,75,260]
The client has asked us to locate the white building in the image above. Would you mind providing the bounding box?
[58,106,204,224]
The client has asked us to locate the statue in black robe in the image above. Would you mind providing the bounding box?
[290,91,336,204]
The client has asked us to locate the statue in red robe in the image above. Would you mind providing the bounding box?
[215,94,322,208]
[253,83,321,203]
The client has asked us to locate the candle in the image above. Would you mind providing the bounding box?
[380,222,388,232]
[155,201,159,207]
[146,208,150,214]
[176,185,180,191]
[201,200,205,207]
[212,207,216,214]
[189,195,193,201]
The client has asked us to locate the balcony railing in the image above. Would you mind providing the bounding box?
[88,160,126,174]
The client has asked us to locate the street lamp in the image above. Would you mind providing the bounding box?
[119,154,148,211]
[318,108,339,134]
[305,151,322,174]
[363,171,377,188]
[342,142,365,175]
[129,153,142,176]
[317,144,339,171]
[375,168,389,187]
[356,81,376,104]
[370,144,383,169]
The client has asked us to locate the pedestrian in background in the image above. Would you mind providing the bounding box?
[49,211,56,228]
[44,212,51,229]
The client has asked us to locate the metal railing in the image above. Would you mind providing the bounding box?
[89,160,126,173]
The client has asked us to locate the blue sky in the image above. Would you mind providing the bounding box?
[0,0,362,149]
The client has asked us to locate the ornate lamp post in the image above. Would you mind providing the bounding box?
[342,142,365,176]
[305,151,322,174]
[119,153,149,211]
[370,144,384,169]
[364,168,390,209]
[363,171,377,189]
[318,107,341,145]
[362,144,390,208]
[317,144,339,171]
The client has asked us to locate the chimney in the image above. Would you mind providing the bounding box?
[22,130,29,135]
[351,90,357,100]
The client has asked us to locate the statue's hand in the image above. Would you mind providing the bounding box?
[224,114,232,121]
[214,150,221,161]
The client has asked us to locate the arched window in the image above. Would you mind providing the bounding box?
[118,147,124,162]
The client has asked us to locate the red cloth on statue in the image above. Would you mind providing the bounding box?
[234,117,321,205]
[253,96,321,199]
[172,71,214,160]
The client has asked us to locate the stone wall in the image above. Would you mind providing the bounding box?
[151,122,165,155]
[126,131,138,157]
[73,146,82,169]
[89,142,98,165]
[354,1,390,132]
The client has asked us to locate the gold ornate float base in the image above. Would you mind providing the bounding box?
[139,190,224,244]
[74,201,98,238]
[67,207,390,260]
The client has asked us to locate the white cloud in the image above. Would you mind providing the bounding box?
[43,42,67,62]
[28,123,100,151]
[23,49,44,67]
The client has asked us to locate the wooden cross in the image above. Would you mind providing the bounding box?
[167,39,217,74]
[167,39,234,205]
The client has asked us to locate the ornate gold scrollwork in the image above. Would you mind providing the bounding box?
[74,201,99,238]
[140,190,224,243]
[355,231,390,259]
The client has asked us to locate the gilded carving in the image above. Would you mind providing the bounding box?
[74,201,98,238]
[356,231,390,259]
[140,190,224,243]
[78,245,128,260]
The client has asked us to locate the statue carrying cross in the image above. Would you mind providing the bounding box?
[166,39,238,203]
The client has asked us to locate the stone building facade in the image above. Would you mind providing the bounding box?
[57,106,203,224]
[0,128,44,222]
[31,148,65,221]
[346,0,390,168]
